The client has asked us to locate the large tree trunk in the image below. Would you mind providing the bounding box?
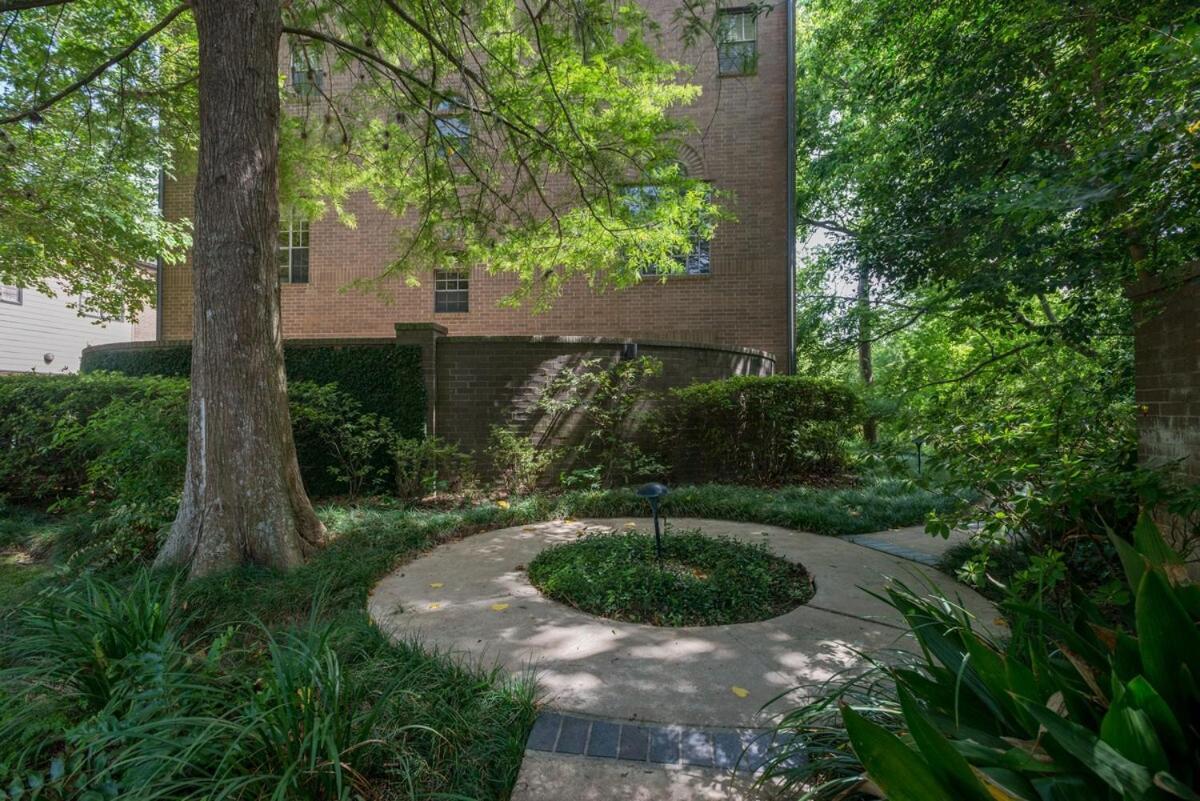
[857,261,877,444]
[156,0,325,578]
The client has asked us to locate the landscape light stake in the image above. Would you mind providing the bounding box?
[636,482,670,567]
[914,436,926,475]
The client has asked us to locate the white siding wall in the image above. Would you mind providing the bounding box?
[0,283,140,373]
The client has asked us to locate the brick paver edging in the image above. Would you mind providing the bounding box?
[525,712,804,775]
[840,534,941,567]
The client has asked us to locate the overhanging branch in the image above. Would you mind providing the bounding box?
[0,2,188,125]
[0,0,73,11]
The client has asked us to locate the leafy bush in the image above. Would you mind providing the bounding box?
[485,425,557,494]
[765,514,1200,801]
[0,375,407,561]
[538,355,665,487]
[392,435,472,502]
[290,382,397,501]
[651,375,862,484]
[528,528,814,626]
[81,340,426,437]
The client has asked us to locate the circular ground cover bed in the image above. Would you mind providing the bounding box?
[527,528,815,627]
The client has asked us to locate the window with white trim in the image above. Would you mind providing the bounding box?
[290,47,325,97]
[717,9,757,76]
[0,285,20,305]
[278,213,310,284]
[434,269,469,312]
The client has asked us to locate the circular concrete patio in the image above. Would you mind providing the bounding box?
[367,518,995,729]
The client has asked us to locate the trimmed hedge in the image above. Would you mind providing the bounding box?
[81,341,425,437]
[651,375,862,484]
[0,372,384,506]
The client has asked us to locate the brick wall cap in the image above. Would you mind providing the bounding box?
[394,322,448,335]
[82,337,404,358]
[439,334,775,362]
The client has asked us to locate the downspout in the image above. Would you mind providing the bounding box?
[155,167,165,341]
[785,0,797,373]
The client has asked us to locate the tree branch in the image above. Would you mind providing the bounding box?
[916,342,1036,389]
[0,2,188,125]
[798,214,858,237]
[0,0,73,11]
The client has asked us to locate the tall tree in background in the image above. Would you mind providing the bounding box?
[794,0,1199,367]
[1,0,716,577]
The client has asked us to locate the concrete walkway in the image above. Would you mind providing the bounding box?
[367,518,992,799]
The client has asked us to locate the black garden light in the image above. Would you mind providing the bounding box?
[913,436,926,475]
[636,482,669,564]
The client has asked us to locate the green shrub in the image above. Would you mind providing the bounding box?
[486,425,557,494]
[528,528,814,626]
[651,375,862,484]
[81,341,426,437]
[764,514,1200,800]
[537,355,665,487]
[392,436,472,502]
[0,374,401,557]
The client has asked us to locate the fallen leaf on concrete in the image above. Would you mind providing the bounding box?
[430,582,444,589]
[491,603,510,611]
[428,603,441,610]
[731,686,750,698]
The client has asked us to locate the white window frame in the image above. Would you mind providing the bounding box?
[717,8,758,76]
[290,47,325,97]
[0,285,21,305]
[623,184,713,277]
[278,212,310,284]
[434,268,470,313]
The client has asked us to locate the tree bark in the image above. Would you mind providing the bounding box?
[857,261,877,444]
[156,0,325,578]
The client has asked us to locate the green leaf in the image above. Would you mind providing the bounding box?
[1018,699,1156,797]
[897,686,998,801]
[840,704,958,801]
[1135,569,1200,709]
[1100,692,1169,774]
[1132,513,1183,568]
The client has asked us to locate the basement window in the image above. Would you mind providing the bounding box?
[434,268,469,313]
[717,8,758,76]
[0,285,20,305]
[278,212,310,284]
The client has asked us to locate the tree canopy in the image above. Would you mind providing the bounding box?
[0,0,721,316]
[795,0,1199,351]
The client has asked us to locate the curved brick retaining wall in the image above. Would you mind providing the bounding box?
[85,326,775,454]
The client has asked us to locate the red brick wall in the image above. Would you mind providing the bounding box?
[159,0,793,364]
[1131,263,1200,484]
[425,335,774,452]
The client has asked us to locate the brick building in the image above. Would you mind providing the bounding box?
[156,1,797,370]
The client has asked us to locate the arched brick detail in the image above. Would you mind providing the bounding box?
[677,143,706,178]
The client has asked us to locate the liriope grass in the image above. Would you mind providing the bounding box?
[0,478,952,799]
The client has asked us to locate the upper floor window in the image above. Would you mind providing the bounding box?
[290,47,325,97]
[434,96,471,157]
[434,268,469,313]
[278,212,310,284]
[0,285,21,305]
[717,8,757,76]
